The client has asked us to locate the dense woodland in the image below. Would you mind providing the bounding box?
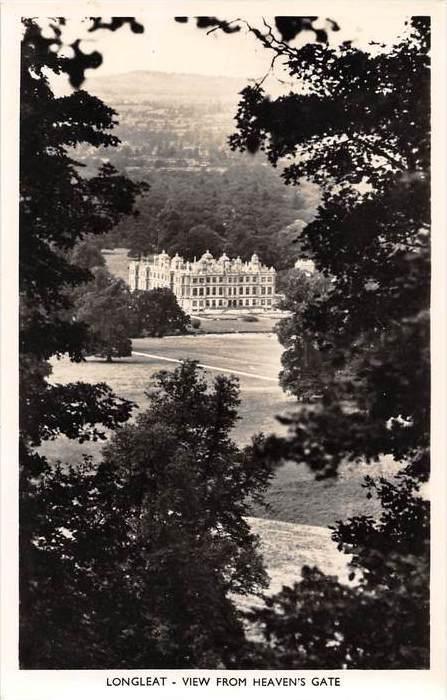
[99,163,318,268]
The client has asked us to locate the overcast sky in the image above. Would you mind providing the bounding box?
[44,13,411,89]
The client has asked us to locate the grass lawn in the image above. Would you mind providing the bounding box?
[41,333,396,529]
[236,517,352,613]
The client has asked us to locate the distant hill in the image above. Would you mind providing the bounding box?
[86,69,246,106]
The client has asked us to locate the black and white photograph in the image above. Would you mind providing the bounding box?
[1,2,446,698]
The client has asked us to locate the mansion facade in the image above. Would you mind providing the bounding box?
[128,251,277,313]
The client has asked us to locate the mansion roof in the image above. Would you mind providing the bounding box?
[132,251,276,274]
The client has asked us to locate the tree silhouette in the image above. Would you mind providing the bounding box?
[20,19,147,665]
[21,363,272,668]
[232,18,430,667]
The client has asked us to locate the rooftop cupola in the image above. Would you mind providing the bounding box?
[158,250,170,263]
[171,252,183,269]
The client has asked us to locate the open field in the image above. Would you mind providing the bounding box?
[45,333,295,449]
[236,517,352,612]
[41,333,392,528]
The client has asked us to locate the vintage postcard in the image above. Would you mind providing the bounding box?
[1,1,446,698]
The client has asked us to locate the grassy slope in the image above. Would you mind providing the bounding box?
[236,517,352,612]
[42,334,393,528]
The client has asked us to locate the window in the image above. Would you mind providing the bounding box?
[218,300,223,306]
[261,286,266,295]
[199,288,204,296]
[219,287,223,295]
[238,300,243,306]
[261,276,265,283]
[239,276,243,283]
[252,287,257,295]
[206,277,211,283]
[267,287,272,295]
[239,287,244,295]
[228,288,232,296]
[245,299,249,305]
[199,277,204,283]
[212,287,216,295]
[192,300,197,307]
[193,288,198,296]
[206,300,210,307]
[212,277,216,283]
[245,287,250,295]
[192,277,197,283]
[206,287,210,295]
[219,276,223,282]
[212,299,216,307]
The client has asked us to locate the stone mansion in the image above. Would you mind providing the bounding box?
[128,251,277,313]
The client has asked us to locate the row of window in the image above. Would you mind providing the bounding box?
[190,286,272,297]
[135,271,274,284]
[190,275,273,284]
[191,298,273,308]
[145,271,169,280]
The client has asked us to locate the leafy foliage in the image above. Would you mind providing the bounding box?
[175,16,241,35]
[236,18,430,477]
[74,268,133,360]
[22,18,144,88]
[20,19,148,366]
[109,163,317,270]
[168,223,225,260]
[20,19,147,665]
[275,268,333,399]
[175,16,340,44]
[70,240,105,269]
[21,363,273,668]
[231,18,430,668]
[130,288,190,337]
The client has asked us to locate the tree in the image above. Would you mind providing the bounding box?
[20,19,147,665]
[75,268,133,361]
[274,268,333,399]
[227,18,430,667]
[131,287,190,337]
[168,223,225,259]
[21,362,273,668]
[70,240,105,269]
[111,164,317,268]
